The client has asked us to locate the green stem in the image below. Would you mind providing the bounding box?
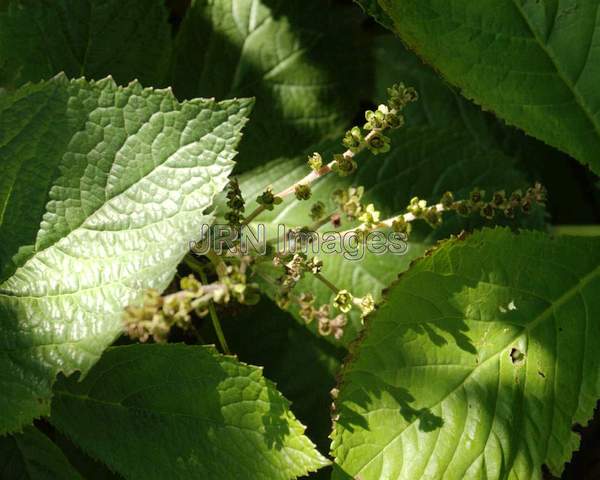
[313,272,340,294]
[205,248,229,279]
[198,269,231,355]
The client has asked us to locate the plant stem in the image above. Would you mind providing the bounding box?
[198,268,231,355]
[205,248,229,279]
[241,128,384,226]
[313,272,340,294]
[338,203,446,236]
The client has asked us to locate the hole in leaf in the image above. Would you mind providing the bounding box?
[510,347,525,365]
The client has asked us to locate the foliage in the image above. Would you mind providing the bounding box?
[0,0,599,479]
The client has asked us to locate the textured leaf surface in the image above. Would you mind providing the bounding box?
[220,298,346,454]
[332,228,600,479]
[51,344,329,480]
[171,0,367,169]
[0,426,82,479]
[0,0,171,89]
[0,75,252,433]
[364,0,600,174]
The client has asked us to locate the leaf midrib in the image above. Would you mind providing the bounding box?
[351,262,600,477]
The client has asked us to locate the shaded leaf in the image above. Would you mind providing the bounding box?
[0,0,171,89]
[171,0,368,170]
[51,344,329,479]
[0,426,82,479]
[361,0,600,174]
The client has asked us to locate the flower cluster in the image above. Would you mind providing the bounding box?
[123,266,260,342]
[448,183,546,220]
[225,178,245,227]
[297,293,347,340]
[333,186,366,220]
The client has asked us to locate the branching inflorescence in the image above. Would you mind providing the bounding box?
[123,84,546,348]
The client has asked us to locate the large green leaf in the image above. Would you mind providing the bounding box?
[0,0,171,89]
[50,344,329,479]
[360,0,600,175]
[171,0,368,170]
[0,426,83,479]
[332,228,600,479]
[218,298,346,454]
[0,74,252,434]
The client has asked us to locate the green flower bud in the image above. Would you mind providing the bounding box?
[294,183,312,201]
[256,187,282,210]
[392,216,412,235]
[470,188,485,205]
[342,126,364,152]
[424,207,442,227]
[387,83,418,111]
[180,275,203,294]
[358,203,381,227]
[307,152,323,172]
[407,197,427,217]
[492,190,506,207]
[440,191,454,208]
[310,201,326,221]
[455,201,471,217]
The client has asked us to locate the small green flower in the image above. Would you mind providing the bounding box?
[407,197,427,217]
[294,183,312,201]
[480,203,495,220]
[392,215,412,235]
[310,201,326,221]
[307,256,323,274]
[358,203,381,228]
[510,189,523,203]
[333,290,354,314]
[387,83,418,111]
[366,131,391,154]
[180,275,203,294]
[364,106,388,130]
[358,294,375,319]
[492,190,506,207]
[385,111,405,129]
[424,207,442,227]
[343,126,364,152]
[332,154,357,177]
[440,191,454,208]
[470,188,485,205]
[256,187,283,210]
[307,152,323,172]
[455,201,471,217]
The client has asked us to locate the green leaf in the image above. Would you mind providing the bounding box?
[354,0,394,30]
[0,0,172,89]
[0,426,83,479]
[171,0,368,170]
[50,344,329,479]
[219,298,346,454]
[363,0,600,175]
[0,74,252,434]
[332,228,600,479]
